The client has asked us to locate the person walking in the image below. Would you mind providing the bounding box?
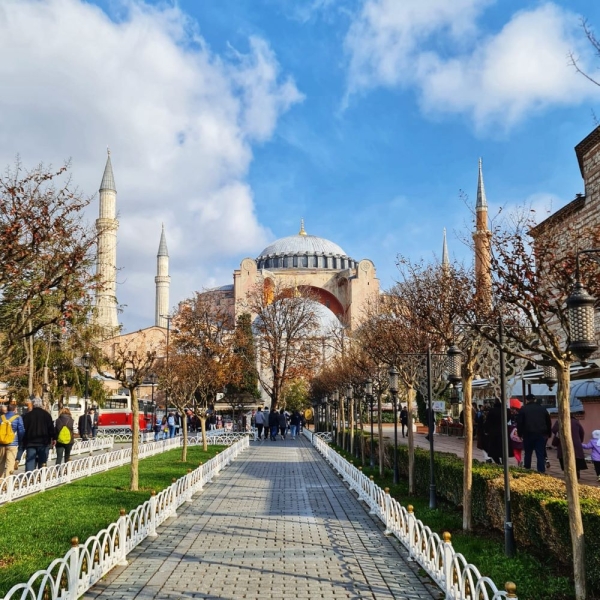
[552,414,588,480]
[290,410,301,439]
[517,393,551,473]
[167,412,176,438]
[268,407,279,441]
[22,396,55,472]
[54,407,75,465]
[78,410,92,441]
[399,406,408,438]
[89,408,98,438]
[0,402,25,477]
[254,407,265,440]
[582,430,600,481]
[278,409,287,440]
[483,398,513,465]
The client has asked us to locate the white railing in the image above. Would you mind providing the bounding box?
[189,430,257,444]
[97,428,157,443]
[314,431,333,443]
[0,437,180,506]
[48,437,113,460]
[1,437,249,600]
[306,431,518,600]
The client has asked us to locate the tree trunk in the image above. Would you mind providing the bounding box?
[349,396,355,455]
[462,372,474,531]
[182,411,188,462]
[130,387,140,491]
[360,404,365,466]
[378,393,384,476]
[200,417,208,452]
[557,364,586,599]
[407,386,415,495]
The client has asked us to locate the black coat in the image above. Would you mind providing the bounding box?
[484,404,513,459]
[268,410,279,427]
[78,414,92,437]
[22,407,55,448]
[54,414,75,447]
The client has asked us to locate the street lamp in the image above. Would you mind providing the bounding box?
[346,384,353,453]
[365,378,375,468]
[388,366,399,484]
[81,352,91,417]
[567,248,600,363]
[149,372,157,427]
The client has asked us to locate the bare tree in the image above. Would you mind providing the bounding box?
[99,334,158,491]
[243,281,322,411]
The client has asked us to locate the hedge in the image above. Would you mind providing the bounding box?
[375,443,600,593]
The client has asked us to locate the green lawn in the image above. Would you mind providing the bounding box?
[338,450,574,600]
[0,445,224,596]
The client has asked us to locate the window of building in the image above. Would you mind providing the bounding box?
[293,256,298,268]
[302,255,308,267]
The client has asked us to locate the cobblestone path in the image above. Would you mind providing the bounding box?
[84,436,438,600]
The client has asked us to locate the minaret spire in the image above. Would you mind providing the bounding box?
[473,157,492,309]
[476,157,487,211]
[442,228,449,268]
[155,224,171,328]
[93,149,119,335]
[299,218,307,236]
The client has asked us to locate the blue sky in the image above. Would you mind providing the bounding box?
[0,0,599,331]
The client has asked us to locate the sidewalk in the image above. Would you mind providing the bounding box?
[379,424,599,487]
[83,435,438,600]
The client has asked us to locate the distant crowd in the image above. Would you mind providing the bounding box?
[0,396,100,477]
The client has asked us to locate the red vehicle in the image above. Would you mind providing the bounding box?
[98,393,155,430]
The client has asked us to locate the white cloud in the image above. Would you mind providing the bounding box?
[344,1,595,128]
[0,0,303,331]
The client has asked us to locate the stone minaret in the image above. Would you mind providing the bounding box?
[94,149,119,334]
[442,227,449,270]
[473,158,492,308]
[155,224,170,328]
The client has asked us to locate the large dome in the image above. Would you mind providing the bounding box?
[256,222,355,271]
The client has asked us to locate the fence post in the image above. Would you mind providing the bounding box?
[442,532,453,596]
[407,505,415,559]
[68,537,80,600]
[383,488,392,535]
[185,470,193,503]
[148,491,158,538]
[368,477,377,514]
[169,478,178,518]
[117,509,129,566]
[505,582,518,599]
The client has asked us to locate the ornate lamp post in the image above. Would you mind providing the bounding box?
[346,384,353,453]
[567,249,600,364]
[332,389,340,444]
[81,352,91,417]
[365,378,375,468]
[388,366,399,484]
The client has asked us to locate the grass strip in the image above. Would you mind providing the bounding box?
[336,449,574,600]
[0,445,224,596]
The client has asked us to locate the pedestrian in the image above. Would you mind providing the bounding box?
[400,406,408,438]
[508,407,523,466]
[78,410,92,441]
[268,407,279,441]
[153,416,162,441]
[22,396,55,472]
[0,402,25,477]
[483,398,513,465]
[279,409,287,440]
[475,405,492,463]
[255,406,265,440]
[290,410,301,439]
[161,415,168,438]
[552,414,588,480]
[54,407,75,465]
[167,412,176,438]
[209,414,217,431]
[582,430,600,481]
[89,408,98,438]
[516,393,551,473]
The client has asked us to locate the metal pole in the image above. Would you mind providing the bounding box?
[84,366,89,418]
[370,396,375,468]
[393,391,399,484]
[427,346,437,509]
[499,318,516,557]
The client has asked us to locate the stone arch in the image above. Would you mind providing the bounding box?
[297,285,344,320]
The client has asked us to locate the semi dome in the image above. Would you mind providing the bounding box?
[256,221,355,271]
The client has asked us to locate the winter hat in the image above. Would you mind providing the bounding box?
[592,430,600,440]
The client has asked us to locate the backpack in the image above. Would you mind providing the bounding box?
[0,415,18,445]
[57,421,72,445]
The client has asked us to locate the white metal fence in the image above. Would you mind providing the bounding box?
[0,437,181,505]
[48,436,113,460]
[1,436,249,600]
[304,429,518,600]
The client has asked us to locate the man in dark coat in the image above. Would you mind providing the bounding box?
[22,396,55,472]
[268,407,279,441]
[400,406,408,438]
[78,411,92,441]
[517,393,551,473]
[483,398,513,464]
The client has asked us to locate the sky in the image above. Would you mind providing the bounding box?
[1,0,599,332]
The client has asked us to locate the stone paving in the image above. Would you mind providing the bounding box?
[84,435,438,600]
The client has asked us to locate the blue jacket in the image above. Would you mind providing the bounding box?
[1,411,25,448]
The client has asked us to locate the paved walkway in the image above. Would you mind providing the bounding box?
[84,436,437,600]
